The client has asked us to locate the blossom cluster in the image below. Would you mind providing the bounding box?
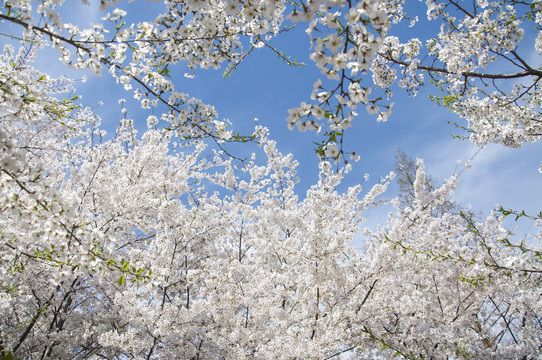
[3,1,540,161]
[1,1,542,359]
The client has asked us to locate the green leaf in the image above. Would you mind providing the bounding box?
[1,350,19,360]
[117,275,126,286]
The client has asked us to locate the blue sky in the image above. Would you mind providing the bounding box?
[4,0,541,238]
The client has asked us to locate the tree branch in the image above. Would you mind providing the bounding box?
[379,52,542,80]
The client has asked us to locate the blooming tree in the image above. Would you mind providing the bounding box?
[0,0,541,359]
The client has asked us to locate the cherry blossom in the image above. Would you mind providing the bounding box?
[1,1,541,359]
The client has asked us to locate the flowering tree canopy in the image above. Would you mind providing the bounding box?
[0,0,541,359]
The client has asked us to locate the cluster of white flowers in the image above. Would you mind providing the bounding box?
[1,1,542,359]
[370,1,542,154]
[287,1,540,162]
[4,0,540,161]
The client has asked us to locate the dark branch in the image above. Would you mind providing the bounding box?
[379,52,542,80]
